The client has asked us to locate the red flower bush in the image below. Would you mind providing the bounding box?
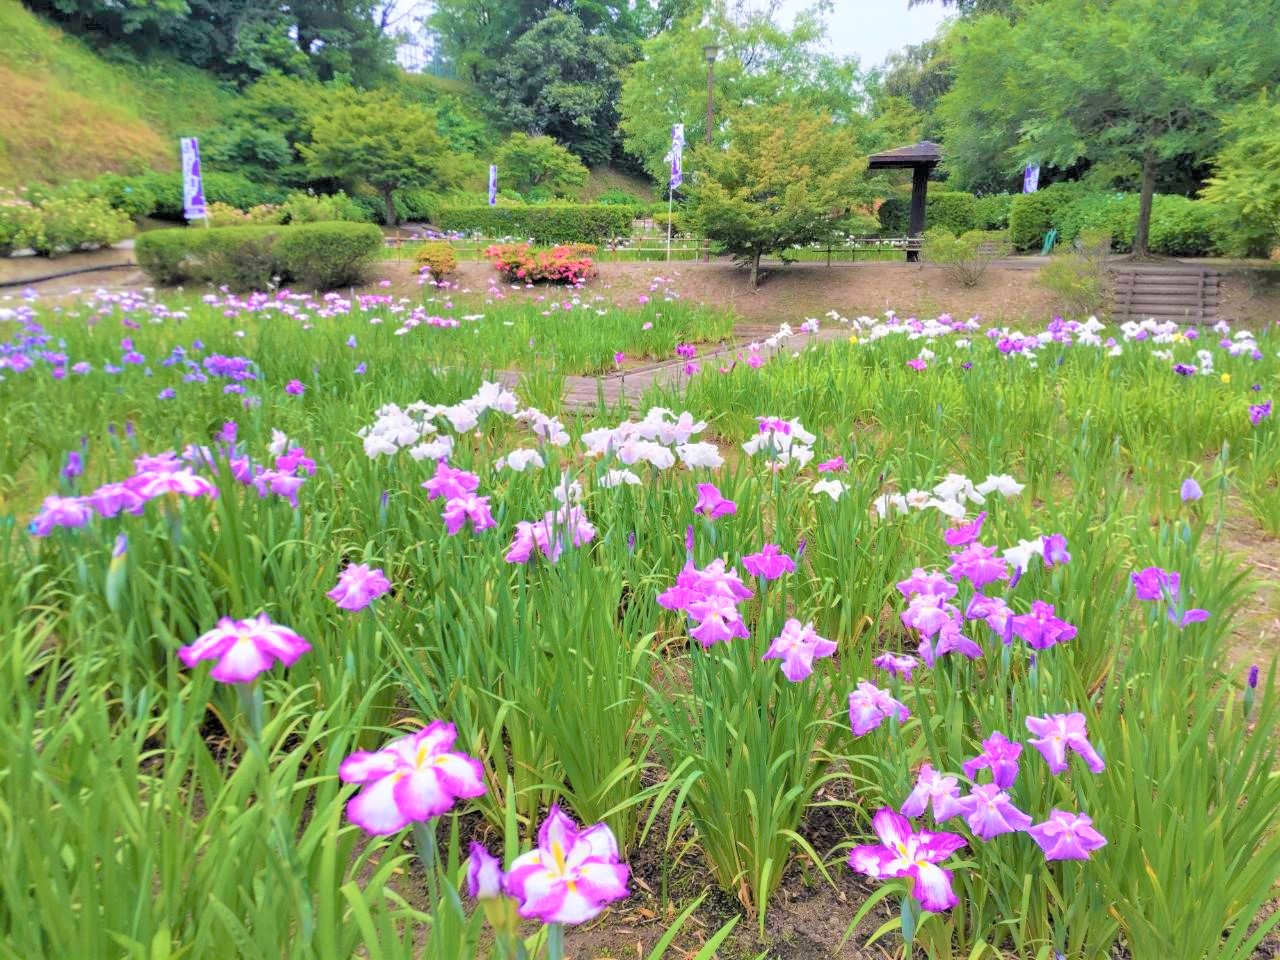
[483,242,597,285]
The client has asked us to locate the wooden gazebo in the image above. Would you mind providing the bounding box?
[868,140,942,262]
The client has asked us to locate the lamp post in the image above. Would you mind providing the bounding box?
[702,44,719,146]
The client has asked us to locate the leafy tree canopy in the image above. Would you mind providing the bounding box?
[1201,93,1280,256]
[494,133,590,198]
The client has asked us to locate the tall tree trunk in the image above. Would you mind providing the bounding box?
[1133,152,1156,258]
[749,249,761,289]
[383,188,398,227]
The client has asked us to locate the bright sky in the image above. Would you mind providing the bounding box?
[768,0,950,68]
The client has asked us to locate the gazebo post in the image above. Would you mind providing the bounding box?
[907,164,930,263]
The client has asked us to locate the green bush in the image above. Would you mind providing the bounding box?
[413,240,457,277]
[926,191,977,235]
[596,188,642,206]
[34,196,133,257]
[923,226,1009,286]
[434,204,634,243]
[205,202,286,228]
[1008,183,1082,251]
[0,192,45,256]
[973,194,1015,230]
[273,221,383,289]
[1148,196,1226,257]
[128,171,287,221]
[392,188,440,224]
[877,196,908,235]
[282,191,371,224]
[1037,251,1106,316]
[1055,192,1135,252]
[136,221,382,289]
[43,173,159,219]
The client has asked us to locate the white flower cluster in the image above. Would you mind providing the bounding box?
[358,380,519,460]
[581,407,721,473]
[742,417,816,468]
[872,472,1025,520]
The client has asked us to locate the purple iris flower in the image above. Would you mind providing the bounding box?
[848,681,909,736]
[327,563,392,612]
[947,543,1009,591]
[962,732,1021,788]
[1025,712,1105,774]
[1180,478,1203,502]
[1009,601,1077,649]
[900,764,965,821]
[1028,810,1108,861]
[1248,401,1271,425]
[943,511,986,548]
[1042,533,1070,566]
[694,483,736,520]
[1131,566,1179,602]
[957,784,1033,841]
[848,808,966,912]
[896,568,958,600]
[873,652,918,681]
[742,543,795,580]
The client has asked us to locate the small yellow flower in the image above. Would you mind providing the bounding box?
[848,335,859,344]
[1221,373,1231,384]
[1172,332,1186,343]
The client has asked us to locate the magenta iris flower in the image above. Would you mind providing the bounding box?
[339,721,486,835]
[1131,566,1179,601]
[505,806,630,924]
[686,594,750,646]
[742,543,795,580]
[947,543,1010,590]
[966,595,1014,644]
[178,614,311,684]
[849,680,910,736]
[1171,607,1210,628]
[817,456,846,473]
[658,559,754,610]
[1248,400,1271,425]
[285,379,305,396]
[763,618,837,681]
[28,495,93,536]
[943,511,986,548]
[422,461,480,501]
[902,594,960,638]
[962,732,1022,788]
[1025,712,1105,774]
[848,808,966,912]
[442,495,497,536]
[1042,533,1070,566]
[906,358,927,371]
[900,764,965,821]
[1009,601,1077,649]
[958,784,1032,840]
[873,652,918,681]
[84,482,147,518]
[896,568,958,599]
[1027,809,1108,861]
[694,483,736,520]
[327,563,392,612]
[131,469,218,499]
[467,843,505,899]
[926,621,983,665]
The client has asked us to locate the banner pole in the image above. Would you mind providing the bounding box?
[666,186,673,262]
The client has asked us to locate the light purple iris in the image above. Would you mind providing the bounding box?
[1170,607,1210,628]
[422,461,480,502]
[896,568,958,600]
[947,543,1009,590]
[966,595,1014,644]
[686,594,750,647]
[1025,712,1105,774]
[178,614,310,684]
[1042,533,1070,566]
[742,543,795,580]
[848,808,966,912]
[762,618,837,682]
[873,652,918,681]
[131,469,218,499]
[1180,478,1203,502]
[1027,810,1108,861]
[926,620,983,665]
[467,843,505,899]
[957,784,1032,841]
[28,494,93,536]
[943,511,986,548]
[694,482,736,520]
[962,732,1022,789]
[900,764,965,821]
[849,680,910,736]
[1248,400,1271,425]
[902,594,960,638]
[505,806,630,924]
[442,495,496,536]
[339,721,486,835]
[84,482,147,519]
[1131,566,1179,602]
[327,563,392,612]
[1009,601,1077,650]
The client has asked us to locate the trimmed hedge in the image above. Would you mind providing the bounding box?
[877,191,978,236]
[434,204,634,243]
[135,221,383,289]
[973,194,1015,230]
[1008,183,1084,251]
[127,171,288,221]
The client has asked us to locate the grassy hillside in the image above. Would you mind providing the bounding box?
[0,3,233,187]
[582,166,658,202]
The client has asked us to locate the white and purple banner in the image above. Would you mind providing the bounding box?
[669,124,685,191]
[488,164,498,205]
[1023,163,1040,194]
[181,137,206,220]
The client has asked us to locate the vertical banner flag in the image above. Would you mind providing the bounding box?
[181,137,206,220]
[488,164,498,206]
[669,123,685,190]
[1023,163,1040,194]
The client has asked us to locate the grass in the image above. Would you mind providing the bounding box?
[2,285,1278,959]
[0,3,233,187]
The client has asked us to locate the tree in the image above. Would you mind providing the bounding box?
[937,0,1280,256]
[494,134,588,197]
[302,93,463,225]
[489,11,637,165]
[907,0,1015,14]
[685,103,868,287]
[1201,94,1280,256]
[619,4,867,183]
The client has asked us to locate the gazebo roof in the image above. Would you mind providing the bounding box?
[867,140,942,169]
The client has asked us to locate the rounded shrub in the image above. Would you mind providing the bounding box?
[926,191,977,235]
[973,194,1015,230]
[34,196,134,257]
[413,240,458,278]
[271,221,384,289]
[0,191,45,256]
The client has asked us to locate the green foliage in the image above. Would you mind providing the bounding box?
[877,196,909,235]
[0,191,45,255]
[31,195,133,256]
[302,92,463,225]
[434,204,634,243]
[972,193,1014,230]
[1202,93,1280,257]
[938,0,1280,253]
[280,190,371,225]
[685,103,868,286]
[494,134,589,199]
[1037,251,1106,316]
[923,226,1009,286]
[924,190,977,234]
[412,240,457,277]
[204,201,285,227]
[272,221,384,289]
[136,221,381,289]
[595,187,642,206]
[125,170,287,221]
[202,123,294,184]
[1008,183,1083,251]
